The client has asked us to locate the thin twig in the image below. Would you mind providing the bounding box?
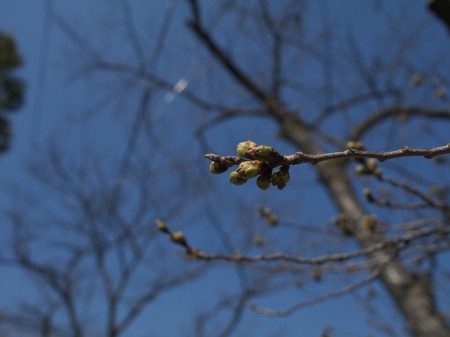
[248,263,384,317]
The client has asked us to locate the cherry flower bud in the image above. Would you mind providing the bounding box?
[355,165,368,174]
[170,231,187,245]
[256,174,271,190]
[246,145,272,159]
[229,170,247,185]
[347,140,366,151]
[271,166,290,190]
[366,158,377,171]
[246,145,284,163]
[236,140,257,158]
[209,161,229,174]
[235,160,263,179]
[155,219,168,232]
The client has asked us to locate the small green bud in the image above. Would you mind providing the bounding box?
[347,140,365,151]
[236,161,262,179]
[170,231,186,245]
[256,174,271,190]
[247,145,273,160]
[271,166,290,190]
[229,170,247,185]
[209,161,229,174]
[373,168,383,177]
[355,165,368,174]
[246,145,284,163]
[236,140,257,158]
[155,219,168,232]
[366,158,377,171]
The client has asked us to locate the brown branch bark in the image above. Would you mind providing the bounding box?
[206,143,450,167]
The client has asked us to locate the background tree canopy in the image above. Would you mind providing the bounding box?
[0,1,449,337]
[0,31,24,152]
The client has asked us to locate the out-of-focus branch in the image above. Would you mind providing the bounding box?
[429,0,450,32]
[158,219,449,266]
[248,262,384,317]
[349,106,450,141]
[186,0,268,102]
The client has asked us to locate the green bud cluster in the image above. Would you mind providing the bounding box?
[208,140,292,190]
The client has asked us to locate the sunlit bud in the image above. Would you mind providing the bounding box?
[373,168,383,177]
[246,145,272,159]
[155,219,168,232]
[410,74,422,87]
[367,158,377,171]
[355,165,368,174]
[236,161,263,179]
[271,166,290,190]
[247,145,285,164]
[209,161,229,174]
[347,140,365,151]
[229,170,247,185]
[256,174,271,190]
[170,231,186,245]
[236,140,257,158]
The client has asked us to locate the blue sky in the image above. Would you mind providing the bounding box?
[1,1,449,337]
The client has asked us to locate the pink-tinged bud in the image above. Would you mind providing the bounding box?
[271,166,290,190]
[236,140,257,158]
[235,161,263,179]
[229,170,247,185]
[209,161,229,174]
